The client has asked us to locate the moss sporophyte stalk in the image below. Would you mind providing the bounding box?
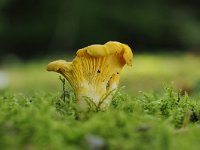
[47,41,133,112]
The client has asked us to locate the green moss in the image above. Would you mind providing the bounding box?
[0,85,200,149]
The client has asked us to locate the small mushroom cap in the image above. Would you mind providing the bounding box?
[77,41,133,66]
[47,60,71,73]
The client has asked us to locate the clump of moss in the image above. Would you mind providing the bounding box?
[136,87,200,128]
[0,85,200,149]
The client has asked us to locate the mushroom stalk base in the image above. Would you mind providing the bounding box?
[75,83,117,112]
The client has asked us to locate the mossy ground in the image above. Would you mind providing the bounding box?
[0,86,200,150]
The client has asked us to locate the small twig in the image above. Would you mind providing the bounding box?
[174,111,191,133]
[59,76,66,102]
[182,110,191,128]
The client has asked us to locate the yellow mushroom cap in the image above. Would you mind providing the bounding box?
[47,41,133,112]
[77,41,133,66]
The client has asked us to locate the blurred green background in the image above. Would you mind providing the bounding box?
[0,0,200,95]
[1,1,200,149]
[1,0,200,57]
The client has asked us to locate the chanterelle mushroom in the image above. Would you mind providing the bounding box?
[47,41,133,112]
